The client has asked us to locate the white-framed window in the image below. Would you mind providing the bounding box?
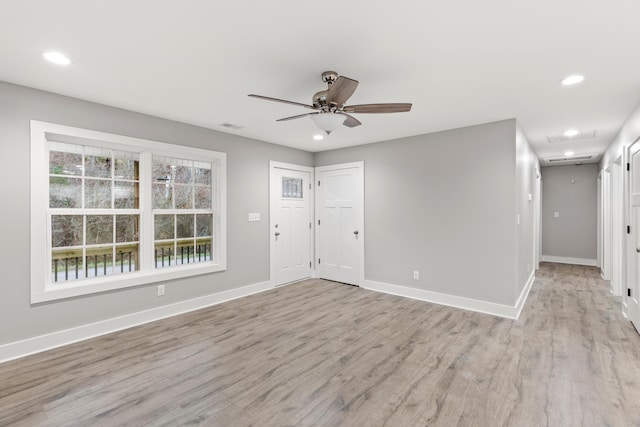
[31,121,227,303]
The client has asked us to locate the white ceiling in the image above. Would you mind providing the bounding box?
[1,1,640,162]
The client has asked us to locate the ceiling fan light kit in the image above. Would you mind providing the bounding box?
[249,71,412,136]
[310,112,346,135]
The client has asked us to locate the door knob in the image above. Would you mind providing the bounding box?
[636,247,640,253]
[275,232,280,241]
[353,230,359,239]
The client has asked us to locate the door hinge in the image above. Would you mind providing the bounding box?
[309,222,312,229]
[628,225,632,234]
[309,261,312,268]
[627,163,631,171]
[318,219,320,225]
[628,288,632,297]
[318,258,321,264]
[318,180,320,186]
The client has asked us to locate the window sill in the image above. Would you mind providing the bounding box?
[31,263,226,304]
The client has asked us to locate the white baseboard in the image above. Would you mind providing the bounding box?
[514,271,536,319]
[0,280,274,364]
[363,272,535,320]
[541,255,597,266]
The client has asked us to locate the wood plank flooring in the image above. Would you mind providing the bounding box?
[1,262,640,426]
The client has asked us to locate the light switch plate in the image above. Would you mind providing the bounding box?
[248,213,261,222]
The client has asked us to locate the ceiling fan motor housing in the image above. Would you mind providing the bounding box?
[313,90,328,108]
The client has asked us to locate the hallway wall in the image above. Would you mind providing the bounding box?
[541,164,598,264]
[315,119,538,311]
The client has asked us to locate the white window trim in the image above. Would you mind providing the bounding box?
[30,120,227,303]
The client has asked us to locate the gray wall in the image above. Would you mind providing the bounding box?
[0,81,313,345]
[1,81,541,347]
[315,119,526,306]
[541,164,598,260]
[515,124,539,297]
[601,99,640,169]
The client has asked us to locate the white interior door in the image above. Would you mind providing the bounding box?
[627,141,640,332]
[316,162,364,285]
[270,162,312,285]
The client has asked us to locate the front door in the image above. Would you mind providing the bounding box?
[270,162,312,285]
[628,140,640,331]
[316,162,364,285]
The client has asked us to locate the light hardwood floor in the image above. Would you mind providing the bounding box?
[1,263,640,426]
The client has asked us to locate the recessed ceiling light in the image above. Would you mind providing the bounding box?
[561,75,584,86]
[564,129,579,137]
[564,151,575,156]
[313,134,324,141]
[43,51,71,66]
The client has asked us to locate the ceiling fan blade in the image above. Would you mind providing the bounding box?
[326,76,359,106]
[336,112,362,128]
[343,103,412,114]
[248,94,316,109]
[276,112,320,122]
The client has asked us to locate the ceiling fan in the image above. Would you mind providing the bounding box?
[249,71,412,135]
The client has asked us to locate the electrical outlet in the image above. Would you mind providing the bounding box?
[157,285,165,296]
[413,271,419,280]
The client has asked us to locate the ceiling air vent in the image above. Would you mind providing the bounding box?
[547,155,593,163]
[219,122,245,131]
[547,129,597,143]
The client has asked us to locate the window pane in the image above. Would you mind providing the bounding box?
[196,238,212,262]
[50,151,82,176]
[116,215,139,243]
[153,183,172,209]
[176,240,195,265]
[86,215,114,245]
[85,247,113,278]
[85,179,112,208]
[282,177,303,199]
[51,251,84,283]
[154,242,174,268]
[174,165,192,184]
[51,215,83,247]
[196,214,213,237]
[152,160,173,183]
[114,158,139,180]
[194,166,211,185]
[50,177,82,208]
[195,186,212,209]
[114,181,139,209]
[176,214,194,239]
[115,244,139,273]
[155,214,175,240]
[174,184,193,209]
[84,154,112,178]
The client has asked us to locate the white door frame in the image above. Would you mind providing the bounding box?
[534,167,542,269]
[315,161,365,286]
[623,146,631,317]
[603,167,612,280]
[597,171,602,269]
[269,161,315,285]
[612,157,624,296]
